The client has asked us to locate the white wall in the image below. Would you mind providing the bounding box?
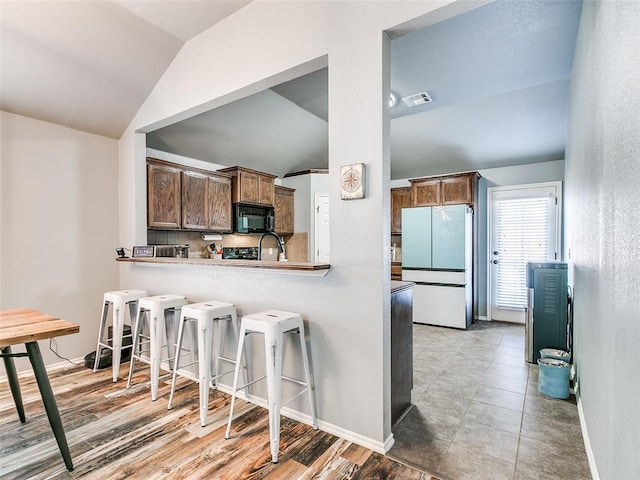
[117,0,461,450]
[282,172,329,261]
[0,111,119,372]
[565,1,640,478]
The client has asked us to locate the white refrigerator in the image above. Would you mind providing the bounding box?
[401,205,472,329]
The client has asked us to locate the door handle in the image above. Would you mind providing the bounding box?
[492,260,498,264]
[493,251,499,256]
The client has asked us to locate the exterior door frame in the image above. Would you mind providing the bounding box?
[487,181,562,322]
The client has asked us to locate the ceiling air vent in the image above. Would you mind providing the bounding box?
[402,91,433,107]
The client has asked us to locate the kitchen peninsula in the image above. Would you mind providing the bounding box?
[116,257,330,276]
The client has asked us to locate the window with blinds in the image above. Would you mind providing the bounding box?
[496,196,551,310]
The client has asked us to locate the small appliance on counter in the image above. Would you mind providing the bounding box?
[222,246,259,260]
[132,245,189,258]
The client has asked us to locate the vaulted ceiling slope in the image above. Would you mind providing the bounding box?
[1,0,582,180]
[0,0,251,138]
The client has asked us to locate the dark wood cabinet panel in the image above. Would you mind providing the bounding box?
[391,263,402,280]
[238,170,259,204]
[148,161,181,229]
[219,166,276,206]
[207,175,232,232]
[441,175,473,205]
[410,172,479,207]
[391,187,411,233]
[182,170,207,230]
[274,185,295,234]
[259,175,275,206]
[411,179,440,207]
[391,283,413,428]
[147,158,232,232]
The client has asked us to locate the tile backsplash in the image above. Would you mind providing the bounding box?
[146,230,309,262]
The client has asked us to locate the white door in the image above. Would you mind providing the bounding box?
[488,182,562,323]
[314,193,330,263]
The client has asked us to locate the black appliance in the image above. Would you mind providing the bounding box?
[222,246,259,260]
[234,203,274,234]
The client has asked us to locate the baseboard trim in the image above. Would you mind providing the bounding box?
[217,384,389,454]
[475,315,488,321]
[1,365,389,457]
[577,393,600,480]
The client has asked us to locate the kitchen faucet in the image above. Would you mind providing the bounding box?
[257,232,286,261]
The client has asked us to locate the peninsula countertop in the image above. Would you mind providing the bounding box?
[116,257,331,276]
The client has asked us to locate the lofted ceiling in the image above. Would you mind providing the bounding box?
[1,0,582,179]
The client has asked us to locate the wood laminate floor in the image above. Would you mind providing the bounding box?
[1,364,437,480]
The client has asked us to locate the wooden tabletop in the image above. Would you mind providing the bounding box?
[0,308,79,348]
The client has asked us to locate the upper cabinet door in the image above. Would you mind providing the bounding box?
[274,185,295,234]
[238,170,260,204]
[207,175,232,232]
[147,161,181,229]
[391,187,411,233]
[441,175,473,205]
[411,179,440,207]
[401,207,432,269]
[181,170,207,230]
[259,175,275,206]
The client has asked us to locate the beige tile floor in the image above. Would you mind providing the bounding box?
[388,321,591,480]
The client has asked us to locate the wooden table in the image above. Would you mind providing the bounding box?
[0,308,79,471]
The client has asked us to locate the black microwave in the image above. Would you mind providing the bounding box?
[234,203,275,234]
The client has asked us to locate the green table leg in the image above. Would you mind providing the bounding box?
[25,341,74,472]
[1,346,26,422]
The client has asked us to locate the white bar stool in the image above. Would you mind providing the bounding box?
[225,310,318,463]
[167,300,244,427]
[126,294,188,401]
[93,289,148,382]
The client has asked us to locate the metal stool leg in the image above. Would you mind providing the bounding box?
[198,316,214,427]
[167,311,189,409]
[297,323,318,429]
[149,310,165,401]
[127,307,145,389]
[225,323,247,439]
[264,328,283,463]
[111,300,126,382]
[93,300,110,372]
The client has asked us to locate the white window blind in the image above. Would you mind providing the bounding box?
[496,196,551,310]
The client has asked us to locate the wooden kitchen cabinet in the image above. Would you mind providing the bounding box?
[274,185,295,234]
[391,281,414,428]
[147,158,232,232]
[206,175,232,232]
[181,170,207,230]
[391,187,411,233]
[441,174,475,205]
[391,262,402,280]
[148,160,181,229]
[219,166,276,206]
[410,172,479,207]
